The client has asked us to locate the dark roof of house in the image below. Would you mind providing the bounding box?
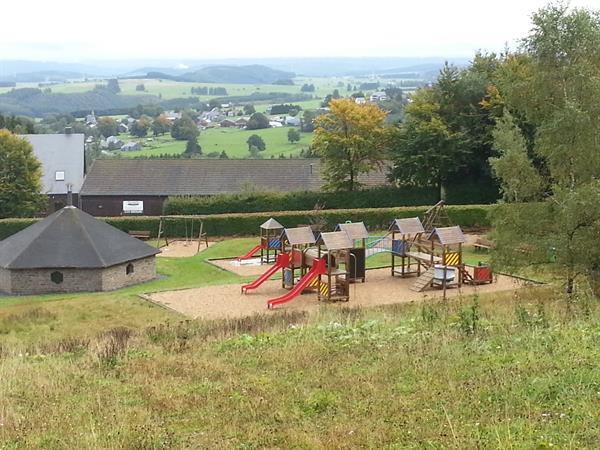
[260,218,283,230]
[79,159,390,196]
[282,227,316,245]
[389,217,425,235]
[0,206,159,269]
[335,222,369,240]
[317,231,353,250]
[428,226,466,245]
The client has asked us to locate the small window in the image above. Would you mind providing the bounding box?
[50,271,63,284]
[55,171,65,181]
[126,263,134,275]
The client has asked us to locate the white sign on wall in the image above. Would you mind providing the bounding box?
[123,201,144,214]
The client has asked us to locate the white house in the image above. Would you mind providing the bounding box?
[370,91,388,102]
[22,132,85,211]
[285,116,301,126]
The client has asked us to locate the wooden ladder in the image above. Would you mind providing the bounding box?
[410,267,435,292]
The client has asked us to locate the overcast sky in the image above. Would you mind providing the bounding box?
[1,0,598,61]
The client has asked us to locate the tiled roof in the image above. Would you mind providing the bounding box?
[282,227,316,245]
[0,206,159,269]
[317,231,353,250]
[428,226,466,245]
[335,222,369,240]
[80,159,390,196]
[260,218,283,230]
[389,217,425,235]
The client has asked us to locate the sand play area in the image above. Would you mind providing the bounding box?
[146,268,527,320]
[156,240,214,258]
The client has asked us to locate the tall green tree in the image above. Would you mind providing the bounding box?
[0,130,46,218]
[390,57,500,199]
[490,3,600,294]
[246,134,266,153]
[287,128,301,143]
[97,117,118,138]
[313,98,389,191]
[246,112,270,130]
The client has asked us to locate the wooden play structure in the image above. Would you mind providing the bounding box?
[334,221,369,282]
[313,231,352,302]
[242,226,355,308]
[237,218,283,263]
[408,226,467,292]
[156,215,208,253]
[422,200,453,233]
[387,217,469,292]
[389,217,427,278]
[241,226,316,294]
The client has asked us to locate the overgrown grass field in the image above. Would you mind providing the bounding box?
[0,238,596,448]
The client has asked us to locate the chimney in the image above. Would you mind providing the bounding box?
[64,126,72,135]
[66,184,73,206]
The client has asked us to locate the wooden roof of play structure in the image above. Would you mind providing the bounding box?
[389,217,425,235]
[317,231,354,250]
[260,218,283,230]
[0,206,159,269]
[281,227,316,245]
[428,226,466,245]
[335,222,369,240]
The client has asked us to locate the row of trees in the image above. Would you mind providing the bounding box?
[310,3,599,293]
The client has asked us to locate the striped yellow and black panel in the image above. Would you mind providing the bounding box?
[319,282,329,296]
[308,277,320,288]
[444,252,460,266]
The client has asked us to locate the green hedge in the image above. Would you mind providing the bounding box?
[0,205,494,240]
[164,187,439,215]
[164,183,499,216]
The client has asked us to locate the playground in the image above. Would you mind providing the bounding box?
[147,268,522,320]
[140,204,533,319]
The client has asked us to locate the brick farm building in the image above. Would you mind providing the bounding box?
[0,206,159,295]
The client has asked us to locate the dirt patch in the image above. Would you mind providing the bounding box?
[156,240,214,258]
[147,268,526,320]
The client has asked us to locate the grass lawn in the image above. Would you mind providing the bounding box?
[0,237,596,448]
[115,126,313,159]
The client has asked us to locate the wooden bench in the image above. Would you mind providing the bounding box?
[473,237,495,251]
[128,230,151,240]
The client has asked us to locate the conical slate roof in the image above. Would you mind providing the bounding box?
[0,206,159,269]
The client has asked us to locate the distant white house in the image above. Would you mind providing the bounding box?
[22,132,85,211]
[370,91,388,102]
[118,123,129,133]
[163,111,182,122]
[105,136,124,150]
[121,141,142,152]
[354,97,367,105]
[285,116,301,126]
[269,121,283,128]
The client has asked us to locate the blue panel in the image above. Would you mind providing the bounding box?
[392,240,407,255]
[268,239,281,249]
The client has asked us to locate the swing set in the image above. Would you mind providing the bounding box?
[155,215,208,254]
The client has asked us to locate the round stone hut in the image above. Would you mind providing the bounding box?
[0,206,159,295]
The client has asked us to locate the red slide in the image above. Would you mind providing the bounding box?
[237,244,264,261]
[268,258,326,309]
[241,253,290,293]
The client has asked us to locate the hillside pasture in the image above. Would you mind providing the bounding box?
[115,126,312,159]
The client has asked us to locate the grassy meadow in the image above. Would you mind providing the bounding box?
[1,237,596,448]
[116,126,313,159]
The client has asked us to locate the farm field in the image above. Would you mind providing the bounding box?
[115,126,313,159]
[0,235,596,448]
